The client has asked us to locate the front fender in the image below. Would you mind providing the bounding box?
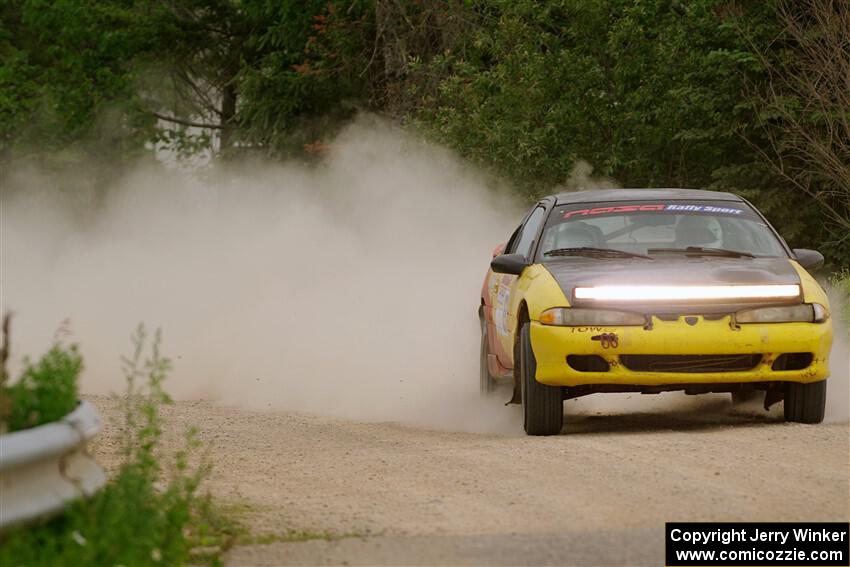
[791,260,832,315]
[510,264,571,324]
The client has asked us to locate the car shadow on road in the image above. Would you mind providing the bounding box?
[561,394,784,435]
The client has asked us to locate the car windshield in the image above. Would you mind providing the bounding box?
[537,200,787,260]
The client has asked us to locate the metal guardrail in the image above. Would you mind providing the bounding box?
[0,400,106,530]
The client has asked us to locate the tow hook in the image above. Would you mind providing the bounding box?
[591,332,619,349]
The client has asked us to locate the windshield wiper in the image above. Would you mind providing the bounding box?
[544,247,653,260]
[647,246,756,258]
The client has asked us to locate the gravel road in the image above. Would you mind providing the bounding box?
[88,395,850,566]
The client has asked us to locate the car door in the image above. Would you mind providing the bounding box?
[493,203,548,368]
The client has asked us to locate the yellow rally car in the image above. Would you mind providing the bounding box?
[479,189,833,435]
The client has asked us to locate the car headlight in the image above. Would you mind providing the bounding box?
[735,303,828,324]
[539,308,646,326]
[573,284,801,301]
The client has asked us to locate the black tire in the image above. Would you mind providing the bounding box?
[479,318,497,396]
[784,380,827,424]
[519,323,563,435]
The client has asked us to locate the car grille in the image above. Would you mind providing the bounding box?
[619,354,762,373]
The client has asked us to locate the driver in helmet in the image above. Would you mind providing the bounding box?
[674,215,723,248]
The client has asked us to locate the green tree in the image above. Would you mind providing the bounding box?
[747,0,850,265]
[0,0,155,167]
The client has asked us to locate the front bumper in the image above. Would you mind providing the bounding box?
[530,316,832,387]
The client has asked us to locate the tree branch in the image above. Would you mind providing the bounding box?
[150,111,224,130]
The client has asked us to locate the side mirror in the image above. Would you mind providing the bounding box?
[793,248,824,270]
[491,253,527,276]
[491,243,506,259]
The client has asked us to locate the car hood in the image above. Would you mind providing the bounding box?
[543,256,802,314]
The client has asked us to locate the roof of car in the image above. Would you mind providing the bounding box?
[554,188,743,205]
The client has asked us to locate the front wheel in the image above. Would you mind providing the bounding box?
[784,380,827,424]
[519,323,563,435]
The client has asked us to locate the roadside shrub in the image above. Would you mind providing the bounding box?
[4,344,81,433]
[0,325,234,566]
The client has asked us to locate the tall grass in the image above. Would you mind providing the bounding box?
[0,325,236,566]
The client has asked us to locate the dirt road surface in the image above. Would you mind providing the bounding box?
[89,395,850,566]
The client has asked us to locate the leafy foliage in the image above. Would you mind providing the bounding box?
[4,343,81,432]
[236,0,375,157]
[0,1,156,165]
[746,0,850,267]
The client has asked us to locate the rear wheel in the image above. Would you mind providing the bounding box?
[479,317,497,396]
[784,380,827,424]
[519,323,563,435]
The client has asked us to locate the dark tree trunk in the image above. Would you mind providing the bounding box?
[219,82,237,153]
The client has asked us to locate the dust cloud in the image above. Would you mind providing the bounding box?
[556,159,620,193]
[1,118,521,433]
[2,117,848,434]
[824,287,849,423]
